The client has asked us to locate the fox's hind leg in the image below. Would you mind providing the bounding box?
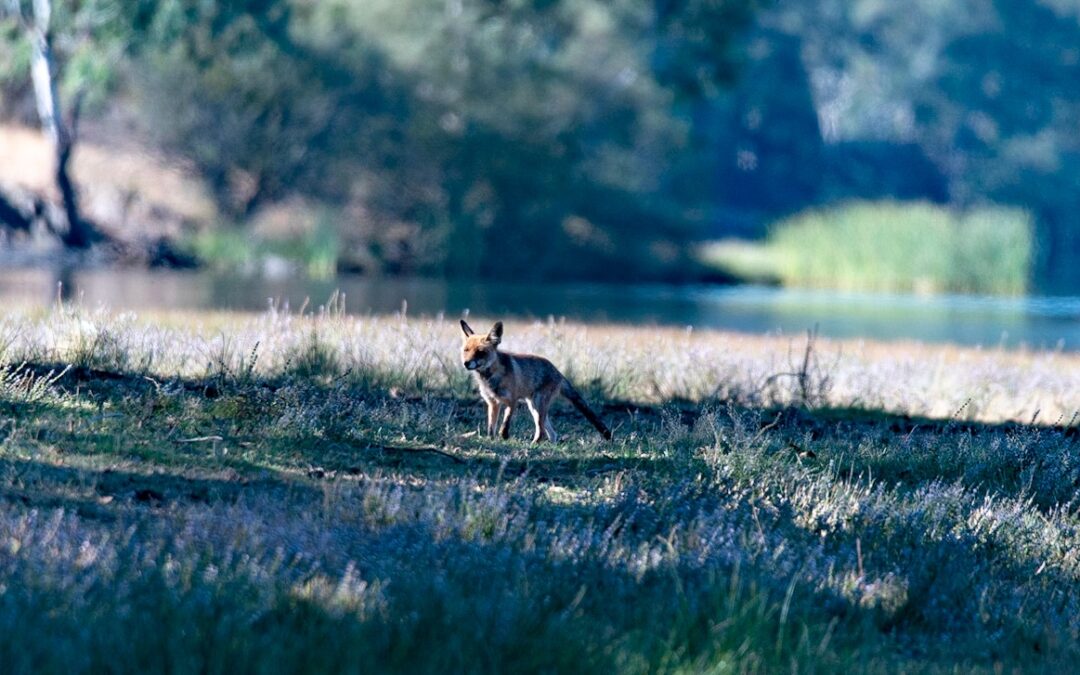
[525,397,547,443]
[540,391,558,443]
[527,393,558,443]
[543,416,558,444]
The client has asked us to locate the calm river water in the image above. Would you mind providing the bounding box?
[0,268,1078,351]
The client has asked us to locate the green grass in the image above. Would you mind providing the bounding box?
[700,200,1034,295]
[0,305,1078,673]
[186,211,341,279]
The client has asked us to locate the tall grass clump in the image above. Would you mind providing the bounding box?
[185,212,340,279]
[187,227,256,271]
[768,200,1033,295]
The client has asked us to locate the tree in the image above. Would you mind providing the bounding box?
[1,0,109,248]
[1,0,757,279]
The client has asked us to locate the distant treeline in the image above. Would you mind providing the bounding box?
[1,0,1078,291]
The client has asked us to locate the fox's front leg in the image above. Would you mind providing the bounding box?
[485,399,501,437]
[498,404,514,440]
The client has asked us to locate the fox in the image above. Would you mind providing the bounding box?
[460,319,612,443]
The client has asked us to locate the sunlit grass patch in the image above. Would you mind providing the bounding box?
[696,238,782,285]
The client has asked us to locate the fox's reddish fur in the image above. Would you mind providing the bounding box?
[460,320,612,443]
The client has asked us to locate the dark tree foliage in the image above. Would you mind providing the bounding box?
[912,0,1080,291]
[111,0,754,279]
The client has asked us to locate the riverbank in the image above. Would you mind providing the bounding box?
[2,268,1078,351]
[0,307,1078,672]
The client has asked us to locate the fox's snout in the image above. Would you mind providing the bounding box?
[463,359,479,370]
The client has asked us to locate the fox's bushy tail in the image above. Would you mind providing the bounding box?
[561,380,612,440]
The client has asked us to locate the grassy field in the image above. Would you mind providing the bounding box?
[0,301,1078,673]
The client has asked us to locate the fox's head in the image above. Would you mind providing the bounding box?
[460,320,502,371]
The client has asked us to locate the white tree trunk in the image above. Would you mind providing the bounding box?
[28,0,63,144]
[23,0,95,248]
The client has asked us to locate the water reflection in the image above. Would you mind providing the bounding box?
[0,268,1077,351]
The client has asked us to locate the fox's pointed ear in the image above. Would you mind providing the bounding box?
[460,319,475,337]
[487,321,503,345]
